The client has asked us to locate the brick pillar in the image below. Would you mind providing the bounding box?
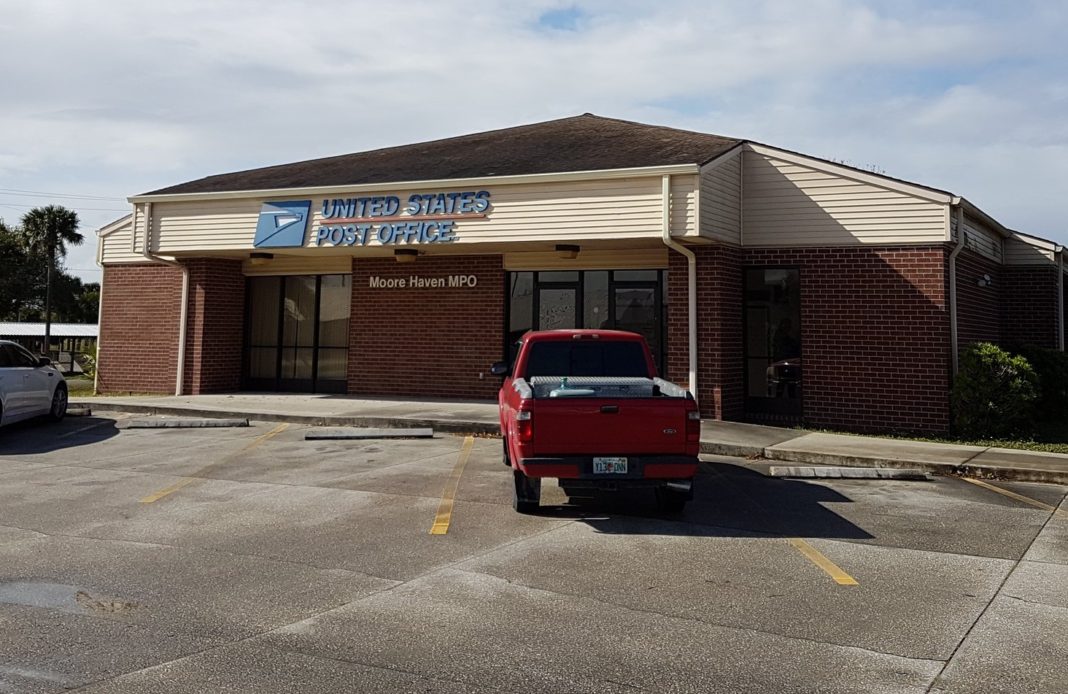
[182,259,245,394]
[667,245,743,420]
[97,263,183,394]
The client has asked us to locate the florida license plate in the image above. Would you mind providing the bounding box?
[593,457,628,474]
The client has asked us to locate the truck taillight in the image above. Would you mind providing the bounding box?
[686,409,700,443]
[517,410,533,443]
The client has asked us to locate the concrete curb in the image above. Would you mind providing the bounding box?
[118,418,249,429]
[763,448,1068,485]
[769,466,931,480]
[77,402,499,437]
[305,427,435,440]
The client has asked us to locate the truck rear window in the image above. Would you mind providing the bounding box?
[524,341,648,378]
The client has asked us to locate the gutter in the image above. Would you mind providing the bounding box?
[660,174,698,404]
[948,201,967,376]
[137,201,189,396]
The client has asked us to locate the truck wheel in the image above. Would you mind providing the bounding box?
[512,469,541,514]
[655,487,688,514]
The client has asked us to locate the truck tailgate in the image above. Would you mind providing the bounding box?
[531,398,690,456]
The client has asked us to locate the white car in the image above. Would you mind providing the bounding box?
[0,339,68,426]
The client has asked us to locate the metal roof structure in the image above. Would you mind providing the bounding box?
[0,322,98,338]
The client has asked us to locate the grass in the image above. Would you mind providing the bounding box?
[65,375,95,398]
[802,421,1068,455]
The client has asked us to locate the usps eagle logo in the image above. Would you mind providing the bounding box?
[253,201,311,248]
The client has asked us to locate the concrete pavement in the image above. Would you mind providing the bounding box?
[76,393,1068,483]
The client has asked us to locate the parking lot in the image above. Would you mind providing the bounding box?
[0,414,1065,693]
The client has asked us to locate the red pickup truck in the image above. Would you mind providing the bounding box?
[492,330,701,514]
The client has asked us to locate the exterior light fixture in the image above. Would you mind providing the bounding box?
[395,248,418,263]
[978,274,993,288]
[248,252,274,266]
[555,244,580,260]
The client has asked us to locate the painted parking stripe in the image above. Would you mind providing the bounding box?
[788,538,859,586]
[430,436,475,535]
[961,477,1068,518]
[139,422,289,503]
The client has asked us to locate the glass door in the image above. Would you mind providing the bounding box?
[244,274,351,393]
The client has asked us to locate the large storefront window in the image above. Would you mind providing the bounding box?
[744,268,802,418]
[507,270,666,373]
[244,274,351,393]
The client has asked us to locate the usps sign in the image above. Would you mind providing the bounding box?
[253,201,312,248]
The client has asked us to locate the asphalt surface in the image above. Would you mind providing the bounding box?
[0,414,1065,693]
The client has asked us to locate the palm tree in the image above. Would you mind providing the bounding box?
[20,205,82,355]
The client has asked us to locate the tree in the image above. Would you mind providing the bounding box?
[19,205,82,352]
[0,220,45,321]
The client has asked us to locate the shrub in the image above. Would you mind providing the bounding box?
[952,342,1039,439]
[1010,345,1068,424]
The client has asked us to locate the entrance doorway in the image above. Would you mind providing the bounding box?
[243,274,351,393]
[508,270,665,372]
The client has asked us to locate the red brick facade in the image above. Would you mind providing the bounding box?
[348,255,504,399]
[182,259,245,394]
[98,263,183,394]
[955,249,1002,348]
[1001,265,1061,349]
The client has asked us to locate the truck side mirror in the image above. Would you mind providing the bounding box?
[489,361,510,377]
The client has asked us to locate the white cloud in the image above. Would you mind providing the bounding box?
[1,0,1066,283]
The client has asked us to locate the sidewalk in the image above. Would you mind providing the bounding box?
[75,394,1068,484]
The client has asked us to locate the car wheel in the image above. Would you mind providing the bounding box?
[512,468,541,514]
[47,384,68,422]
[655,486,688,514]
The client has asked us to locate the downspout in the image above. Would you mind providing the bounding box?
[661,174,698,404]
[1059,249,1065,352]
[138,201,189,396]
[948,202,967,376]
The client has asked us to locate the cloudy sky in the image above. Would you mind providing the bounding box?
[1,0,1066,282]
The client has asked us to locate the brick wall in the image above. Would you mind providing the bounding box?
[741,246,951,433]
[1001,265,1061,349]
[348,255,504,399]
[182,259,245,394]
[97,263,182,394]
[955,249,1002,348]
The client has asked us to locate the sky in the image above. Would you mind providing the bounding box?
[1,0,1066,283]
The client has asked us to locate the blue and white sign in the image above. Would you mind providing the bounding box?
[314,190,491,247]
[253,200,312,248]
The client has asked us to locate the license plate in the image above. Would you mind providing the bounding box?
[593,457,627,474]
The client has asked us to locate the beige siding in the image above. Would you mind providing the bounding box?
[503,248,668,271]
[699,151,741,244]
[99,219,147,264]
[951,214,1003,262]
[152,177,679,254]
[1005,235,1057,265]
[669,175,697,237]
[742,151,948,246]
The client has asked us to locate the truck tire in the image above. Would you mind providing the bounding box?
[655,487,688,514]
[512,468,541,514]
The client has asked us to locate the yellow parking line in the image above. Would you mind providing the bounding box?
[430,436,475,535]
[788,538,859,586]
[139,422,289,504]
[961,477,1068,518]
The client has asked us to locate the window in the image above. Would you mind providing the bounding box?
[525,341,648,378]
[744,268,802,417]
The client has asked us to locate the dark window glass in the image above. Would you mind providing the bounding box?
[744,268,802,414]
[538,288,577,330]
[5,344,37,367]
[537,271,579,283]
[583,271,608,329]
[525,341,648,378]
[0,345,14,368]
[318,275,350,348]
[613,270,658,282]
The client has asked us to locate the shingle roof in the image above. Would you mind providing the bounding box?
[144,114,742,195]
